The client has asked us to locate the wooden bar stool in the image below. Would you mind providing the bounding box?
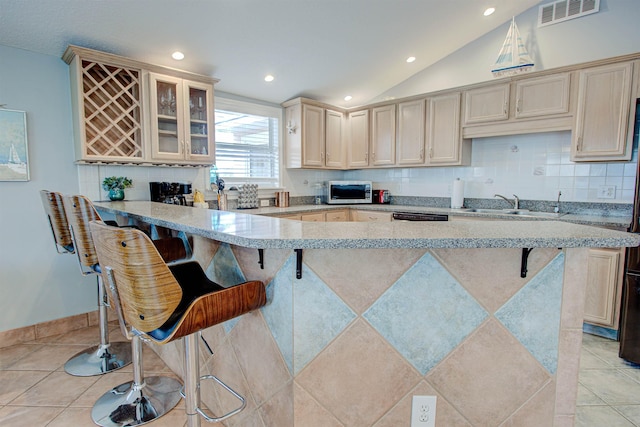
[90,221,266,427]
[40,190,75,254]
[60,195,134,377]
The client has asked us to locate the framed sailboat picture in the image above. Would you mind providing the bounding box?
[0,109,29,181]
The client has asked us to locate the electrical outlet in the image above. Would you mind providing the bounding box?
[598,185,616,199]
[260,199,270,207]
[411,395,436,427]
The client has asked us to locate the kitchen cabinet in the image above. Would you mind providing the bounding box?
[584,247,625,330]
[63,45,218,165]
[280,213,302,220]
[283,98,345,169]
[463,83,510,125]
[325,209,350,222]
[66,52,145,163]
[370,104,396,166]
[148,73,215,164]
[427,92,471,166]
[300,212,325,222]
[396,99,426,165]
[351,210,392,222]
[514,73,571,119]
[347,109,369,168]
[572,61,635,161]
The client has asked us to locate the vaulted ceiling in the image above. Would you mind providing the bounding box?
[0,0,542,107]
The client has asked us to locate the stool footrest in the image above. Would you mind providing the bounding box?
[181,374,246,423]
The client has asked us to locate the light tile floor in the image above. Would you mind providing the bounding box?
[2,324,640,426]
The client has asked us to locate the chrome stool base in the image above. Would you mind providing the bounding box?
[91,376,182,427]
[64,342,132,377]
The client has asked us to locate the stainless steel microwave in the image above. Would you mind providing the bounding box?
[326,181,372,204]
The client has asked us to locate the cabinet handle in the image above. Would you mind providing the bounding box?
[503,102,508,115]
[516,99,521,114]
[429,147,433,158]
[420,148,424,160]
[576,136,582,151]
[326,152,330,160]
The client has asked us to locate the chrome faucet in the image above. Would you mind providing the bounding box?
[494,194,520,209]
[554,191,562,213]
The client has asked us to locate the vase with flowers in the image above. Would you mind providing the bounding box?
[102,176,133,201]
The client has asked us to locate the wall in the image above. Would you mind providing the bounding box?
[0,45,95,332]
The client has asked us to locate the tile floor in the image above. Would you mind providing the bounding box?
[1,324,640,426]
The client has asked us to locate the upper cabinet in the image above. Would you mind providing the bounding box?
[63,45,218,166]
[347,109,369,168]
[427,92,471,166]
[572,61,635,162]
[148,73,214,163]
[396,99,426,165]
[371,104,396,166]
[462,72,573,139]
[283,98,345,169]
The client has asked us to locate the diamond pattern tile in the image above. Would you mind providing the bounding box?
[495,252,564,373]
[294,263,357,375]
[364,252,488,375]
[261,254,295,373]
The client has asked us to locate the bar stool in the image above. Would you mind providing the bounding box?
[40,190,75,254]
[90,221,266,427]
[60,195,134,377]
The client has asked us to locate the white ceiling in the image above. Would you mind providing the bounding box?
[0,0,542,108]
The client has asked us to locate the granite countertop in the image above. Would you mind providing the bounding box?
[95,201,640,250]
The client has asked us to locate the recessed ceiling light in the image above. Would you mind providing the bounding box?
[264,75,275,82]
[171,51,185,60]
[484,7,495,16]
[344,95,353,101]
[406,56,416,63]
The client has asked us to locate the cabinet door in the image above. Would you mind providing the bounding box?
[397,99,426,165]
[427,92,464,165]
[463,84,509,124]
[71,59,144,162]
[184,80,214,162]
[325,209,349,222]
[371,105,396,166]
[572,62,633,161]
[325,109,345,168]
[301,212,325,222]
[348,110,369,168]
[514,73,571,119]
[149,73,185,161]
[584,248,623,328]
[352,210,392,222]
[302,104,325,167]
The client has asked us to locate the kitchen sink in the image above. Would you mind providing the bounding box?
[457,208,567,218]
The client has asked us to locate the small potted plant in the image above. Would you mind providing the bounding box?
[102,176,133,201]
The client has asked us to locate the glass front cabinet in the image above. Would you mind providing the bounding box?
[149,73,215,163]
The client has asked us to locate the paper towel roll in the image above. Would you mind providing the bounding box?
[451,179,464,209]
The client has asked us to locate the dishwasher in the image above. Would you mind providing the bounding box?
[392,212,449,221]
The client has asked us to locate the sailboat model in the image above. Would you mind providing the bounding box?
[7,143,26,174]
[491,17,534,78]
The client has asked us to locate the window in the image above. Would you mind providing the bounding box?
[212,98,280,187]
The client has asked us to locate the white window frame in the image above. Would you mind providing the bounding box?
[213,96,282,189]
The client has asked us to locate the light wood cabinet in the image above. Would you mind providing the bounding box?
[514,73,571,119]
[283,98,345,169]
[300,212,325,222]
[584,247,625,330]
[351,210,392,222]
[347,109,369,168]
[148,73,214,163]
[572,62,634,161]
[397,99,426,165]
[370,104,396,166]
[67,54,145,163]
[64,45,218,165]
[463,84,510,125]
[427,92,470,166]
[325,209,350,222]
[279,213,302,220]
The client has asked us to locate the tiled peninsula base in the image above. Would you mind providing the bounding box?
[151,236,588,427]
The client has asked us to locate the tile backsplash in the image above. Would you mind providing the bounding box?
[346,131,638,203]
[78,131,638,204]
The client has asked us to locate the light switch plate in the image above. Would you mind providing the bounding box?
[260,199,270,207]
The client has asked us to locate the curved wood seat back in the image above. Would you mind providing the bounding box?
[89,221,183,333]
[39,190,74,252]
[63,195,103,269]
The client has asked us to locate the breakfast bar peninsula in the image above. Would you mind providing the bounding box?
[95,201,640,427]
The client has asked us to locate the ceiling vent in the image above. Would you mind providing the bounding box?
[538,0,599,27]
